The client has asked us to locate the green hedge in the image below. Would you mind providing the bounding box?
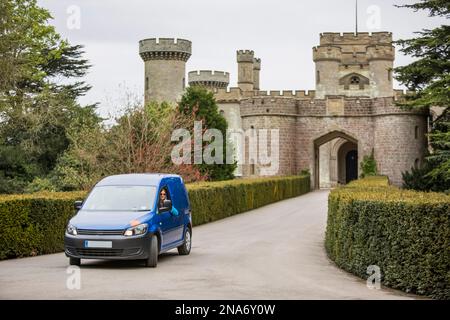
[0,191,86,260]
[0,175,310,260]
[187,175,310,226]
[325,176,450,299]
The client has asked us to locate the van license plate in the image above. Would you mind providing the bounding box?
[84,241,112,248]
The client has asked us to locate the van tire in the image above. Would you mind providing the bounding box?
[145,235,158,267]
[69,257,81,266]
[177,228,191,255]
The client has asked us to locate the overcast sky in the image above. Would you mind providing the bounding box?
[37,0,447,119]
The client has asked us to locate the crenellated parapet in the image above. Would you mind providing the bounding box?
[188,70,230,89]
[238,96,427,118]
[214,87,242,102]
[253,90,316,98]
[214,89,317,103]
[314,32,394,64]
[237,50,255,63]
[139,38,192,61]
[319,32,393,46]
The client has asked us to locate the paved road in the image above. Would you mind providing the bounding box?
[0,190,418,299]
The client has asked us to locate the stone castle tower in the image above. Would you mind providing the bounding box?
[313,32,394,98]
[139,38,191,104]
[139,32,428,188]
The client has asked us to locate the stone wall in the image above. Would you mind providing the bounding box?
[374,114,428,186]
[233,96,428,188]
[144,59,187,104]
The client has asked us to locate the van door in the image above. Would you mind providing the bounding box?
[170,178,186,243]
[157,184,179,247]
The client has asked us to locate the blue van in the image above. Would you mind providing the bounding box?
[64,174,192,267]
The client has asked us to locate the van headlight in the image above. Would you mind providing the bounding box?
[124,223,148,236]
[66,224,77,236]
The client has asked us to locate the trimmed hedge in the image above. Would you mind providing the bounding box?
[0,175,310,260]
[0,191,86,260]
[325,176,450,299]
[187,175,310,226]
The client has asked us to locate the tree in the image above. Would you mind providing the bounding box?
[44,102,106,191]
[178,86,236,181]
[0,0,90,97]
[394,0,450,192]
[105,100,206,184]
[0,0,94,193]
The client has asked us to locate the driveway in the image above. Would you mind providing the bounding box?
[0,190,418,299]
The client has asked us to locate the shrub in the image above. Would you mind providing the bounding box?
[299,169,311,176]
[0,175,310,260]
[25,177,58,193]
[402,166,433,191]
[359,150,378,178]
[403,160,450,194]
[325,177,450,299]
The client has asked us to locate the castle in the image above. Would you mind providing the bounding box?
[138,33,428,188]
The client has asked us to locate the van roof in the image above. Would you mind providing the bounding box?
[96,173,181,186]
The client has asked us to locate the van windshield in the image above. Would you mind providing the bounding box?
[82,186,157,211]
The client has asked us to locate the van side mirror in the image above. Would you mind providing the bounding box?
[74,200,83,210]
[159,199,172,213]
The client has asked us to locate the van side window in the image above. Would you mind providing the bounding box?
[158,186,171,212]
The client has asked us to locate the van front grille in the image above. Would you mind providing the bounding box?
[76,248,124,257]
[77,229,124,236]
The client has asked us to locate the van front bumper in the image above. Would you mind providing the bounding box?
[64,233,153,260]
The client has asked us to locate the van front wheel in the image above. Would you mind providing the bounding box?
[145,235,158,268]
[177,228,191,255]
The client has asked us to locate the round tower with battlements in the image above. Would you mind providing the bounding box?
[139,38,192,104]
[188,70,230,90]
[237,50,254,91]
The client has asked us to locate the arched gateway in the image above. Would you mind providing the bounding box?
[314,131,358,190]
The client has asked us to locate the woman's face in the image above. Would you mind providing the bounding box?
[160,190,166,201]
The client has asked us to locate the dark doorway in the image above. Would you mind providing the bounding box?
[345,150,358,183]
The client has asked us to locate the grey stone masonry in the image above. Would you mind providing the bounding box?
[139,38,192,61]
[237,50,255,91]
[188,70,230,89]
[253,58,261,90]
